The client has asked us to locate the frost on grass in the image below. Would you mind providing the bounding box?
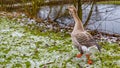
[0,17,120,68]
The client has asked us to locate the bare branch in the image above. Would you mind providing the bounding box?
[83,0,95,28]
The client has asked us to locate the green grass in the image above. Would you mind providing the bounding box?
[0,17,120,68]
[97,1,120,5]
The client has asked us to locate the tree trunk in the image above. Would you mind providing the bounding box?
[78,0,82,21]
[83,0,95,28]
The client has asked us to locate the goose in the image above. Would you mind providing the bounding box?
[67,6,101,64]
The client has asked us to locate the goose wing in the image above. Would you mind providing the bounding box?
[75,31,101,51]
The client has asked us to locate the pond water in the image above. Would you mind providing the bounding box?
[38,4,120,34]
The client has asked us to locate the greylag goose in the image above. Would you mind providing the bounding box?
[67,6,101,64]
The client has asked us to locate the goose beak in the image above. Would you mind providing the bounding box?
[66,8,71,15]
[66,7,72,17]
[66,8,69,11]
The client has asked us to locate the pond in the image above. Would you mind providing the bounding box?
[38,4,120,34]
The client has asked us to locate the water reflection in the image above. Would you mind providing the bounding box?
[38,5,120,34]
[88,5,120,34]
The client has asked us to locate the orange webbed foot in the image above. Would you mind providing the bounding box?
[86,54,93,64]
[87,59,93,64]
[76,54,82,58]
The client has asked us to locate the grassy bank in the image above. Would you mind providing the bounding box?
[97,1,120,5]
[0,16,120,68]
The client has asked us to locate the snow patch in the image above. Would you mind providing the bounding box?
[1,29,10,32]
[11,32,24,37]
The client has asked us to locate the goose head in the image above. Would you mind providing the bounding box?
[67,6,77,16]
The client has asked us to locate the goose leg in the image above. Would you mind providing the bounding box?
[86,54,93,64]
[76,46,83,58]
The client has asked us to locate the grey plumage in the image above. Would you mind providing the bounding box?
[71,31,101,54]
[68,6,101,54]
